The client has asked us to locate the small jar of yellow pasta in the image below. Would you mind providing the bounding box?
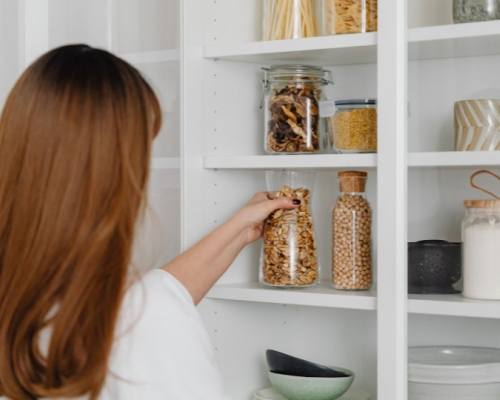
[322,0,378,35]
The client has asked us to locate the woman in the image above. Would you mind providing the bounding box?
[0,45,300,400]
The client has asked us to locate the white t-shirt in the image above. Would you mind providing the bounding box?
[99,269,229,400]
[0,269,228,400]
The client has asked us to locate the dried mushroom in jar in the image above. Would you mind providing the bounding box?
[262,186,318,286]
[267,84,321,153]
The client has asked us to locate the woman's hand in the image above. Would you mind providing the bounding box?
[233,192,301,244]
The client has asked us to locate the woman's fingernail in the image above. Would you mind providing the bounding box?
[292,199,301,205]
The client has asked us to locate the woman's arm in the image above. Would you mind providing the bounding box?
[162,193,300,305]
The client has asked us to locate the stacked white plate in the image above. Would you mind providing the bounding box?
[254,387,370,400]
[409,346,500,400]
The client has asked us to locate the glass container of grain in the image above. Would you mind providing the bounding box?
[328,99,377,154]
[260,171,320,289]
[332,171,372,291]
[322,0,378,35]
[263,0,320,40]
[453,0,500,23]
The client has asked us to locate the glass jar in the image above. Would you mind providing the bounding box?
[462,200,500,300]
[262,65,333,154]
[260,171,320,288]
[328,99,377,154]
[332,171,372,290]
[322,0,378,35]
[263,0,320,40]
[453,0,500,23]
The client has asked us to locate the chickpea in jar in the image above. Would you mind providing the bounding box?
[332,171,372,290]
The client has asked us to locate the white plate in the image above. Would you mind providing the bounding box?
[254,387,370,400]
[409,346,500,384]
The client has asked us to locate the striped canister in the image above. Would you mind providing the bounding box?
[455,99,500,151]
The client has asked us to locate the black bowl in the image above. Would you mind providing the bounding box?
[408,240,462,294]
[266,350,349,378]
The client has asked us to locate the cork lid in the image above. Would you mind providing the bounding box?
[464,200,500,208]
[338,171,367,193]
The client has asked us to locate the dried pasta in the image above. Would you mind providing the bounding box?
[264,0,318,40]
[324,0,377,35]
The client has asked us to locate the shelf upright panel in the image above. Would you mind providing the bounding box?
[181,1,204,250]
[377,0,409,398]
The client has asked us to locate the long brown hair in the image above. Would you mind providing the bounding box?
[0,44,161,399]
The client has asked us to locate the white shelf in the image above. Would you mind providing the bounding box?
[204,154,376,170]
[204,33,377,66]
[207,282,500,319]
[207,281,377,310]
[204,21,500,65]
[151,157,180,170]
[408,294,500,320]
[204,152,500,170]
[120,49,180,64]
[409,151,500,168]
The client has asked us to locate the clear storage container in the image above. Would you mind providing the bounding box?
[263,0,320,40]
[332,171,372,290]
[260,171,319,288]
[462,170,500,300]
[322,0,378,35]
[328,99,377,153]
[453,0,500,23]
[262,65,333,154]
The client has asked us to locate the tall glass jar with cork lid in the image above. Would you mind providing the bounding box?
[332,171,372,290]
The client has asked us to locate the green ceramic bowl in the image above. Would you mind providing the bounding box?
[268,367,355,400]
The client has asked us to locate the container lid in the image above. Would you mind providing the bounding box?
[335,99,377,106]
[338,171,367,193]
[408,346,500,385]
[262,64,333,84]
[464,199,500,208]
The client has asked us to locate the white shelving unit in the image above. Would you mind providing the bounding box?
[184,2,500,400]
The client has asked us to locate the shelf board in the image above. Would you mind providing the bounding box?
[204,33,377,66]
[409,20,500,61]
[204,152,500,170]
[204,154,377,170]
[204,21,500,65]
[206,281,377,310]
[207,281,500,319]
[409,151,500,168]
[408,293,500,320]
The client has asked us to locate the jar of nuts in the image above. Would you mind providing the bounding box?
[260,171,320,288]
[332,171,372,290]
[262,65,333,154]
[328,99,377,154]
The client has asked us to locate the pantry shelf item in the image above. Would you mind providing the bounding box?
[266,350,349,378]
[332,171,372,290]
[454,99,500,151]
[453,0,500,23]
[254,387,370,400]
[269,367,355,400]
[462,170,500,300]
[263,0,319,41]
[322,0,378,35]
[408,240,462,295]
[409,346,500,400]
[260,171,319,288]
[262,65,333,154]
[328,99,377,154]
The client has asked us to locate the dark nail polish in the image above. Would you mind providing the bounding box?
[292,199,301,205]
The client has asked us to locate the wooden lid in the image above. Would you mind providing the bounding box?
[338,171,367,193]
[464,200,500,208]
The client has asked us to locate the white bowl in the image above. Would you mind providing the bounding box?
[254,387,370,400]
[409,346,500,400]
